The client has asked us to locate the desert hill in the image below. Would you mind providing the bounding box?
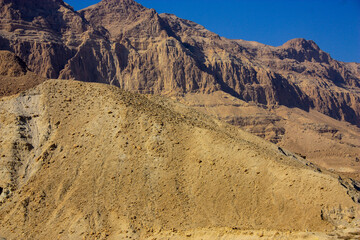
[0,1,360,237]
[0,79,359,239]
[81,0,360,179]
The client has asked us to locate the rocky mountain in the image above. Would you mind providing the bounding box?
[80,0,359,128]
[179,91,360,181]
[0,79,359,239]
[1,0,360,180]
[0,0,359,126]
[0,1,360,238]
[0,0,117,84]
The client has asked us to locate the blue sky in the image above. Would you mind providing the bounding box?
[66,0,360,63]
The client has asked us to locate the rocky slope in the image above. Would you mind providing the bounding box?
[178,92,360,180]
[0,80,359,239]
[0,0,359,183]
[81,0,360,179]
[0,0,359,126]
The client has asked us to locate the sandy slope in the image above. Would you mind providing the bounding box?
[0,80,359,239]
[178,91,360,181]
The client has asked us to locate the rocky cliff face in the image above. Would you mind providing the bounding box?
[0,0,117,84]
[0,0,359,127]
[156,14,360,126]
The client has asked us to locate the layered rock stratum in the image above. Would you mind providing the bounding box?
[0,79,359,239]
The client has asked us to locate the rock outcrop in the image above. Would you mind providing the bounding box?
[0,50,45,97]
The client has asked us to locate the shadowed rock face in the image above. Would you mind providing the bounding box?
[0,0,359,127]
[0,0,86,33]
[0,50,27,76]
[0,0,113,82]
[0,50,45,97]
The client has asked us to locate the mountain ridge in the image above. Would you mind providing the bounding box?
[82,0,359,126]
[0,0,358,123]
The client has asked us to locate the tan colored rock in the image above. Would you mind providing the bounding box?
[81,0,360,127]
[0,0,115,83]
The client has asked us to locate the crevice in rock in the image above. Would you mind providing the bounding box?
[338,176,360,204]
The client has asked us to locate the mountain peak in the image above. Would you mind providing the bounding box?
[101,0,137,3]
[84,0,144,11]
[81,0,165,39]
[282,38,320,51]
[279,38,332,63]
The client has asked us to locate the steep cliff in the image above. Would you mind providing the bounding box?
[0,0,359,127]
[0,0,117,84]
[85,0,359,127]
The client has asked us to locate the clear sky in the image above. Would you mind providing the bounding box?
[66,0,360,63]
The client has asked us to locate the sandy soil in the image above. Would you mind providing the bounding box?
[0,80,359,239]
